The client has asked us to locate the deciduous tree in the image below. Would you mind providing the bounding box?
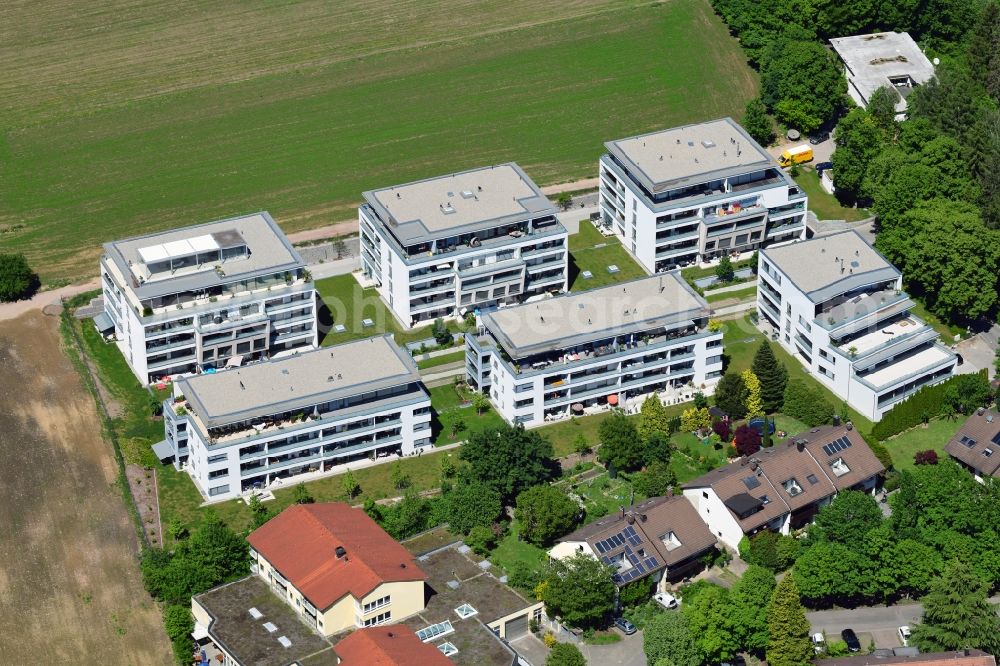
[0,253,40,302]
[459,424,558,504]
[644,610,701,666]
[639,394,672,440]
[446,480,502,535]
[598,412,646,472]
[546,642,586,666]
[741,369,764,418]
[729,564,776,654]
[540,553,615,629]
[515,485,580,547]
[734,425,762,457]
[743,97,776,146]
[813,490,884,545]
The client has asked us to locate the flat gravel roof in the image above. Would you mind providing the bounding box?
[605,118,774,193]
[483,273,710,358]
[364,163,557,245]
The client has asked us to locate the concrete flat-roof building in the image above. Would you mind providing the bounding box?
[160,336,432,500]
[404,544,545,666]
[359,164,568,328]
[599,118,808,274]
[466,273,723,427]
[830,32,935,120]
[758,231,956,422]
[100,212,317,384]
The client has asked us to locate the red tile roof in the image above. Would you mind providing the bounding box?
[819,650,995,666]
[334,626,453,666]
[247,503,427,611]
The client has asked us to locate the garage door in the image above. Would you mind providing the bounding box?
[505,613,529,639]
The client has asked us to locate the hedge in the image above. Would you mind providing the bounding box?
[871,369,989,441]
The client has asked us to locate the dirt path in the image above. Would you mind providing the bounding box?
[0,312,169,665]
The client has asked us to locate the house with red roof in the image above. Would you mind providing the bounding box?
[246,502,428,636]
[334,626,453,666]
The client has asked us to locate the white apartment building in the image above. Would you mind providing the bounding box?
[99,212,317,384]
[466,273,724,427]
[158,335,432,500]
[599,118,808,274]
[359,163,569,329]
[758,231,956,422]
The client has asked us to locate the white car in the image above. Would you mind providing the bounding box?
[653,592,680,610]
[898,626,911,646]
[812,632,826,654]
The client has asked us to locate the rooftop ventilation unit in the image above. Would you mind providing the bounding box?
[701,139,716,148]
[335,546,347,558]
[460,190,475,199]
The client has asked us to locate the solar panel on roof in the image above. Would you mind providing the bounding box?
[743,475,761,490]
[822,444,833,456]
[992,432,1000,445]
[634,562,646,575]
[645,557,659,569]
[601,556,612,565]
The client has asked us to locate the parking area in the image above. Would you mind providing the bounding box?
[577,629,647,666]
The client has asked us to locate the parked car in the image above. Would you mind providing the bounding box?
[815,161,834,173]
[614,617,637,635]
[812,632,826,654]
[842,628,861,652]
[809,131,831,144]
[654,592,680,610]
[898,626,911,646]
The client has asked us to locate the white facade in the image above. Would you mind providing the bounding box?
[682,487,784,551]
[359,163,568,329]
[599,118,808,274]
[101,212,317,384]
[467,274,723,428]
[162,337,431,500]
[758,232,956,422]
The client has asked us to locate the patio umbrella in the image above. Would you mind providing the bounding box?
[607,394,619,406]
[571,403,584,414]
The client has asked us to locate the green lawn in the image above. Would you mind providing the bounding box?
[793,169,869,222]
[489,521,548,578]
[429,384,507,446]
[681,257,756,283]
[908,299,965,341]
[416,350,466,370]
[3,0,758,284]
[882,418,964,471]
[568,224,648,291]
[705,285,758,304]
[315,274,466,347]
[721,315,875,434]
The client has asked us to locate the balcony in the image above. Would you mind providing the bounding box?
[816,290,913,337]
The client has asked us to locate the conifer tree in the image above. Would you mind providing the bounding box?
[742,369,764,418]
[911,560,1000,654]
[752,341,788,413]
[766,576,813,666]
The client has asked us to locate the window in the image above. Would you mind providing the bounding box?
[984,449,994,457]
[783,478,803,496]
[761,495,771,505]
[806,474,819,485]
[416,621,454,642]
[661,531,682,551]
[208,468,229,480]
[363,595,390,614]
[438,643,459,657]
[207,453,227,464]
[702,491,709,499]
[208,484,229,497]
[363,611,391,627]
[830,458,851,477]
[454,604,478,619]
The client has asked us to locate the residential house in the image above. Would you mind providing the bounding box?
[247,503,429,636]
[549,495,717,586]
[598,117,808,273]
[359,163,568,328]
[466,273,723,427]
[758,231,956,421]
[944,408,1000,482]
[158,335,432,500]
[820,650,996,666]
[99,212,316,384]
[682,425,885,550]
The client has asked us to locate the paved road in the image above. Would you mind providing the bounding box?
[808,596,1000,636]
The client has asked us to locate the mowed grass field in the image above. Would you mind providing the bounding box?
[1,0,758,283]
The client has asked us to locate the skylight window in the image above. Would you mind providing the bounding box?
[416,621,454,642]
[984,449,994,457]
[806,474,819,485]
[661,531,682,551]
[830,458,851,477]
[438,642,459,657]
[783,478,803,496]
[455,604,478,619]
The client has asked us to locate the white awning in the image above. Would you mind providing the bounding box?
[225,354,244,368]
